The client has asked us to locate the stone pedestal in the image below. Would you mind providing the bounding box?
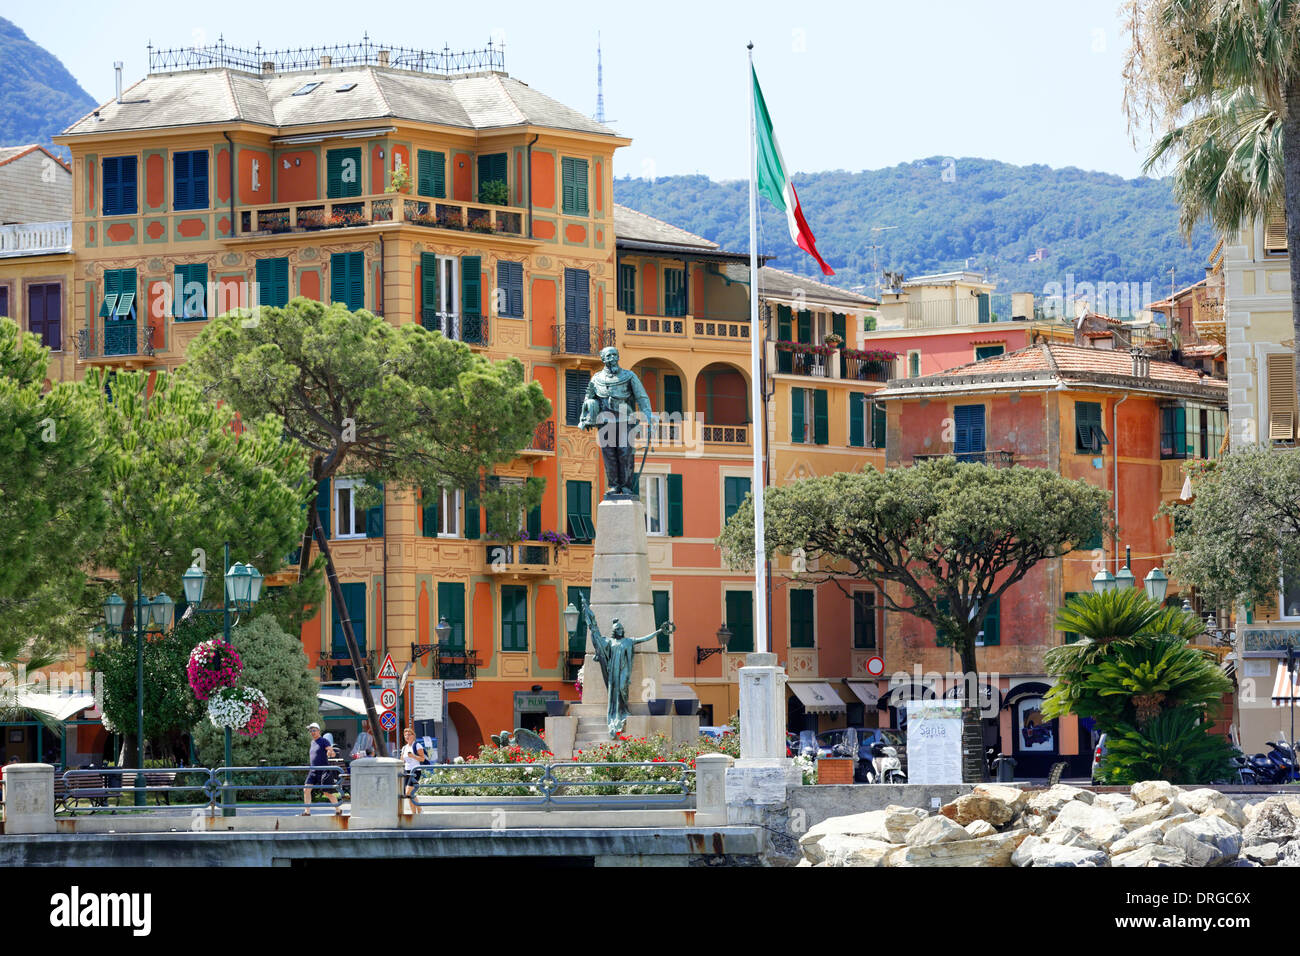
[579,497,698,739]
[544,715,578,759]
[738,652,787,761]
[3,763,54,834]
[348,757,402,828]
[695,754,734,826]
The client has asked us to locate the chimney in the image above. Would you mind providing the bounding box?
[1130,347,1150,378]
[262,61,276,76]
[114,61,123,104]
[377,49,390,67]
[320,55,332,68]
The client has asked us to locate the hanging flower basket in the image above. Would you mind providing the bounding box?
[207,685,268,735]
[187,639,243,701]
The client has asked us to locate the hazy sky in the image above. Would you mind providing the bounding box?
[17,0,1157,182]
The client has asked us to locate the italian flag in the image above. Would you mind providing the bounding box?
[752,67,834,276]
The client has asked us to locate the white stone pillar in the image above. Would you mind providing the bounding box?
[5,763,55,834]
[695,753,734,826]
[738,652,787,763]
[348,757,402,829]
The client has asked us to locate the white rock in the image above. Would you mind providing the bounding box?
[1043,800,1127,850]
[1016,811,1050,835]
[1110,821,1167,856]
[1011,835,1043,867]
[799,806,926,849]
[1018,840,1109,867]
[1277,842,1300,867]
[1131,780,1183,805]
[965,819,998,838]
[1111,844,1186,867]
[1025,784,1093,816]
[1118,802,1169,829]
[1182,789,1247,828]
[905,814,970,847]
[1164,816,1242,867]
[887,828,1029,867]
[1242,801,1299,848]
[1242,842,1281,866]
[1093,793,1138,816]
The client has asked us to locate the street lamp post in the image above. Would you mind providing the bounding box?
[180,542,262,816]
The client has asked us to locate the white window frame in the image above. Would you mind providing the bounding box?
[437,255,459,341]
[334,477,368,539]
[437,488,462,538]
[642,473,667,536]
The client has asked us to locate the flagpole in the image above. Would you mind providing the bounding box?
[747,42,768,655]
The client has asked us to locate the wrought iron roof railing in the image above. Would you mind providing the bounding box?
[147,35,506,77]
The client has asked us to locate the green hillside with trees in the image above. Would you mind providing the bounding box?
[614,157,1218,301]
[0,16,96,155]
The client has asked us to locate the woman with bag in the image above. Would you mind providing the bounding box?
[400,727,426,814]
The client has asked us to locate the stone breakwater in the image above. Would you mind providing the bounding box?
[798,782,1300,867]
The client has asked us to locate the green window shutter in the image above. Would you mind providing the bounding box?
[327,148,362,199]
[421,488,439,537]
[777,305,792,341]
[790,589,815,648]
[464,484,480,540]
[1075,401,1106,453]
[724,476,750,525]
[417,150,446,198]
[653,590,671,652]
[331,252,364,311]
[331,582,367,658]
[1063,591,1081,644]
[977,293,991,323]
[526,503,542,540]
[437,582,465,646]
[477,153,507,200]
[666,473,684,537]
[501,585,528,651]
[725,590,754,653]
[832,313,846,340]
[256,258,289,309]
[980,597,1000,646]
[791,387,806,443]
[461,255,481,317]
[664,375,683,417]
[797,311,812,344]
[420,253,439,329]
[618,264,637,314]
[871,401,887,449]
[849,393,865,447]
[566,481,594,543]
[561,157,588,215]
[813,389,829,445]
[567,586,590,653]
[364,482,384,538]
[173,263,207,319]
[315,479,331,540]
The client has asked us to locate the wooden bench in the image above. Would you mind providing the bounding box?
[56,772,110,811]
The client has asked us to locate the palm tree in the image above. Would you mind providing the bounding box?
[1125,0,1300,394]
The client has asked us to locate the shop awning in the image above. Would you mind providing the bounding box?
[1002,681,1053,710]
[845,681,880,708]
[878,680,937,709]
[789,682,846,715]
[8,692,96,722]
[1271,663,1299,705]
[318,691,368,716]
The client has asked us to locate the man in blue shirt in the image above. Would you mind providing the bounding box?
[301,722,340,815]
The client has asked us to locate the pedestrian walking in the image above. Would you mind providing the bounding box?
[302,722,340,815]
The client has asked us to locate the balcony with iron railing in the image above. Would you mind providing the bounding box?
[419,311,488,347]
[317,650,377,683]
[518,420,556,458]
[0,220,72,258]
[768,342,896,384]
[233,193,530,240]
[552,324,616,366]
[911,450,1015,466]
[77,321,157,365]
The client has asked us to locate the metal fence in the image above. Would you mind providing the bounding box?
[54,765,346,815]
[407,760,694,809]
[148,38,505,76]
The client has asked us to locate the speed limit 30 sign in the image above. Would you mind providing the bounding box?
[379,688,398,711]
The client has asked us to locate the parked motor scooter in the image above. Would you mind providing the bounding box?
[863,741,906,784]
[1249,737,1298,784]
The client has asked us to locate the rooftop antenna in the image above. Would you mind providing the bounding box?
[594,32,615,125]
[868,225,897,299]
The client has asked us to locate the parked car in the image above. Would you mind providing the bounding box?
[699,726,733,741]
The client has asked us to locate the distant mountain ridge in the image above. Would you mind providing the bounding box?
[614,158,1218,302]
[0,16,96,154]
